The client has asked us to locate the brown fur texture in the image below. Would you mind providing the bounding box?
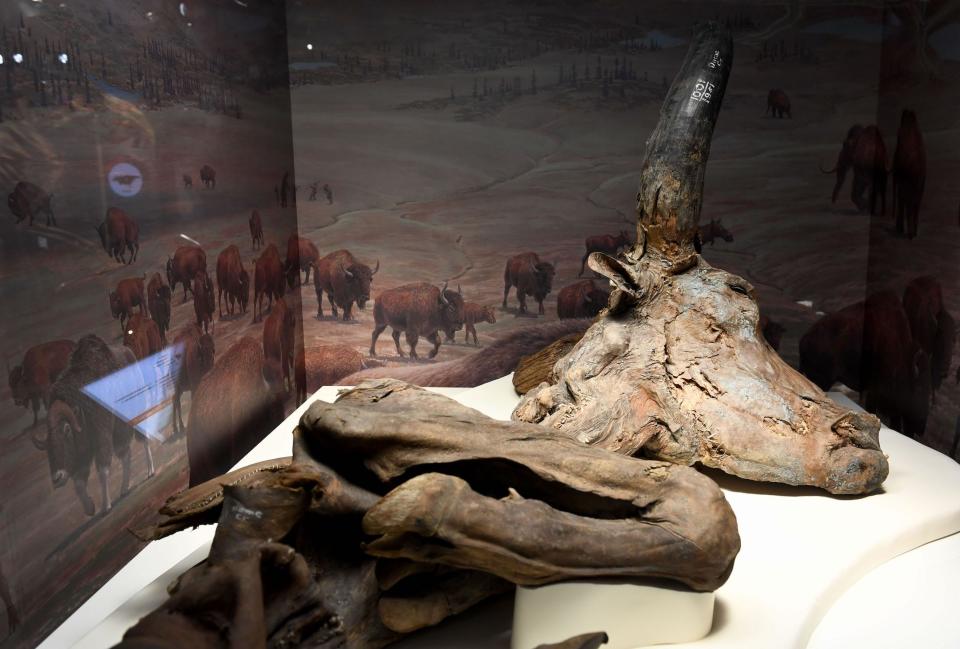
[96,207,140,264]
[216,244,249,317]
[192,272,215,335]
[503,252,556,315]
[109,276,146,333]
[8,181,55,226]
[187,336,283,487]
[313,249,378,321]
[556,280,609,319]
[253,243,285,322]
[370,283,464,360]
[284,234,320,286]
[166,246,207,303]
[346,318,592,387]
[170,325,215,435]
[123,313,163,360]
[295,344,373,402]
[902,275,954,398]
[262,297,295,392]
[8,339,76,425]
[146,273,171,343]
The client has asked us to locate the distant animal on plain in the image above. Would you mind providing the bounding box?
[146,273,171,343]
[262,296,295,392]
[253,243,285,322]
[216,245,250,317]
[192,271,215,334]
[902,276,954,399]
[294,345,379,403]
[504,252,556,316]
[170,324,215,436]
[166,245,207,303]
[96,207,140,264]
[109,276,146,333]
[8,181,56,227]
[371,282,464,360]
[199,165,216,189]
[766,88,791,118]
[557,280,609,319]
[7,339,76,426]
[580,231,631,276]
[187,336,284,486]
[37,335,155,516]
[799,291,930,438]
[821,124,887,215]
[446,302,497,345]
[284,234,319,286]
[183,174,193,189]
[892,109,926,239]
[249,209,263,249]
[694,218,734,253]
[313,249,379,321]
[123,313,163,360]
[343,318,593,387]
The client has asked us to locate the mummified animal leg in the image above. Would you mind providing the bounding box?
[513,24,887,495]
[300,380,740,591]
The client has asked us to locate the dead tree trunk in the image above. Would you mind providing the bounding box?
[514,23,889,496]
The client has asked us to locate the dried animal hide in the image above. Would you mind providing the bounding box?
[513,24,888,496]
[300,379,740,592]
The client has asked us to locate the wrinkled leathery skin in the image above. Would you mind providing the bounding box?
[513,22,887,495]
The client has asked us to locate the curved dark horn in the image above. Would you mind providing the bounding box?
[636,23,733,261]
[439,281,450,305]
[372,259,380,275]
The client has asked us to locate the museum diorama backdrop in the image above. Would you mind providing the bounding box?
[1,0,958,647]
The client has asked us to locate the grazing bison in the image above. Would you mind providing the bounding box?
[8,181,55,226]
[7,339,76,425]
[345,318,593,387]
[146,273,171,343]
[123,313,163,360]
[170,324,215,436]
[759,315,786,352]
[192,271,215,335]
[766,88,791,118]
[199,164,216,189]
[903,276,955,398]
[284,234,320,286]
[37,335,155,516]
[262,297,295,392]
[822,124,887,215]
[504,252,556,315]
[216,244,250,318]
[557,280,609,319]
[294,345,380,403]
[166,246,207,303]
[110,276,146,333]
[96,207,140,264]
[892,109,926,239]
[580,231,631,276]
[314,249,379,320]
[187,336,284,487]
[182,174,193,189]
[253,243,285,322]
[370,282,464,360]
[799,291,930,437]
[694,219,734,253]
[249,209,263,250]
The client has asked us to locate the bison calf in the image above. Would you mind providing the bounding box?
[447,302,497,345]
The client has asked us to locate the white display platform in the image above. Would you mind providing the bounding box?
[43,378,960,649]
